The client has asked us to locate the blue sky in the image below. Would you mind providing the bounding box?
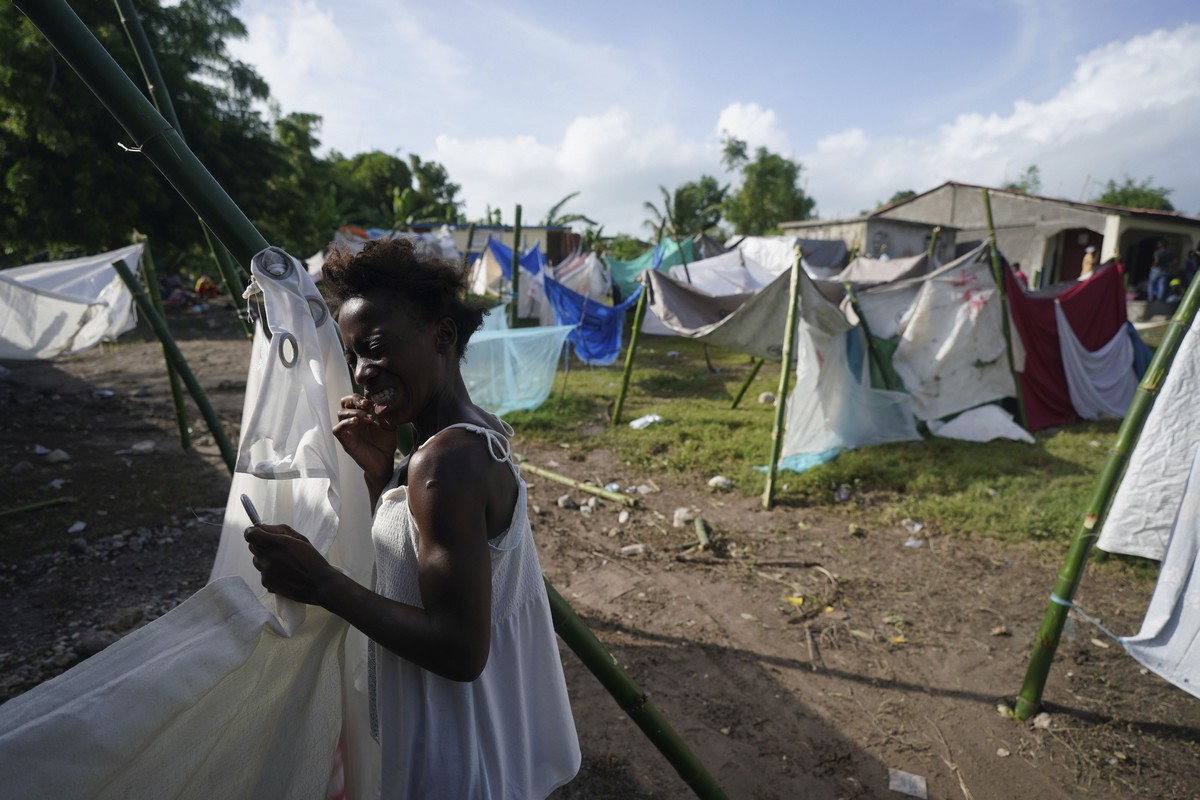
[227,0,1200,233]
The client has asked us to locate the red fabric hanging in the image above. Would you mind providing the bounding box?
[1004,261,1128,430]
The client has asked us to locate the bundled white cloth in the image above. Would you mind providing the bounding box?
[1055,300,1137,420]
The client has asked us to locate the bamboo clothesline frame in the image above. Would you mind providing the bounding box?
[134,238,191,452]
[15,1,725,794]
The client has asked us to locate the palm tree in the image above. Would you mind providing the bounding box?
[542,191,597,227]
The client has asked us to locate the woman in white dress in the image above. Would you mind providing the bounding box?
[245,237,580,798]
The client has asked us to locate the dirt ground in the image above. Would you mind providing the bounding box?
[2,315,1198,799]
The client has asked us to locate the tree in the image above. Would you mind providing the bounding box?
[642,177,727,241]
[880,189,917,207]
[541,191,597,227]
[721,136,816,236]
[605,234,649,261]
[0,0,330,270]
[331,150,413,229]
[1003,165,1042,195]
[1094,177,1174,211]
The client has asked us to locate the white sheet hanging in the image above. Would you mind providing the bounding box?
[1098,324,1200,560]
[1055,300,1137,420]
[0,244,143,360]
[1122,447,1200,700]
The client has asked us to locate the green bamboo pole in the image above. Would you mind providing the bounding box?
[112,0,252,334]
[544,581,728,799]
[982,189,1028,428]
[516,460,638,507]
[762,246,803,510]
[1015,268,1200,720]
[111,257,236,473]
[0,496,78,517]
[136,238,191,451]
[927,225,941,259]
[462,222,476,270]
[15,0,269,266]
[730,358,765,409]
[612,278,648,426]
[508,205,522,328]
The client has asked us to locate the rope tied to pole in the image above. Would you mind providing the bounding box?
[1047,593,1127,644]
[116,125,175,153]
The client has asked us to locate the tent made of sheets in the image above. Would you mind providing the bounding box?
[0,244,144,360]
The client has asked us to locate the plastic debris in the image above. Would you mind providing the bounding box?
[786,596,805,607]
[67,521,87,535]
[903,537,924,549]
[757,391,775,405]
[835,484,851,502]
[707,475,733,491]
[634,484,655,495]
[619,543,645,557]
[46,479,66,490]
[887,768,928,799]
[996,748,1011,758]
[672,507,695,528]
[580,505,593,516]
[130,440,156,454]
[32,444,51,455]
[1032,712,1052,730]
[45,449,71,464]
[901,518,924,534]
[556,494,579,510]
[666,351,679,358]
[92,389,115,399]
[618,510,630,525]
[629,414,663,430]
[604,482,620,493]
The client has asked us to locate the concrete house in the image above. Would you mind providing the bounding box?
[781,181,1200,289]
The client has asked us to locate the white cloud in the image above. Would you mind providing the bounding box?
[805,24,1200,216]
[433,107,718,234]
[716,102,792,156]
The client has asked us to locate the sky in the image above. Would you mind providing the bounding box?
[225,0,1200,235]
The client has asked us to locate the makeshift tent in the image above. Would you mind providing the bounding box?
[0,243,143,360]
[543,276,642,365]
[461,324,574,414]
[731,236,848,280]
[641,248,767,337]
[552,251,611,301]
[1004,261,1147,431]
[467,239,548,322]
[0,248,380,799]
[694,233,730,260]
[606,237,695,299]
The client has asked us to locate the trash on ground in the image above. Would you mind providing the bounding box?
[556,494,579,510]
[618,510,630,524]
[32,444,51,455]
[67,521,87,534]
[131,440,156,454]
[672,507,695,528]
[835,484,851,502]
[901,518,924,534]
[996,748,1011,758]
[603,482,620,493]
[45,449,71,464]
[619,543,645,557]
[707,475,733,491]
[757,391,775,405]
[46,479,66,490]
[887,768,928,799]
[91,389,115,399]
[903,537,924,549]
[1032,712,1052,730]
[629,414,663,430]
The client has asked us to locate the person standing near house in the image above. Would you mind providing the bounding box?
[1079,246,1097,280]
[1148,240,1173,301]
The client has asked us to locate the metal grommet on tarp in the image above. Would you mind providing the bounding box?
[277,332,299,368]
[255,247,295,280]
[306,296,328,327]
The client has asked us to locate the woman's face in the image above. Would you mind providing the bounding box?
[338,291,451,426]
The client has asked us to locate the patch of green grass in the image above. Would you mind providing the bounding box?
[506,334,1122,543]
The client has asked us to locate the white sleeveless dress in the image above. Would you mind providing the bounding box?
[371,421,580,798]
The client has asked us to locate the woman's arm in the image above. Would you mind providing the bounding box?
[246,436,497,681]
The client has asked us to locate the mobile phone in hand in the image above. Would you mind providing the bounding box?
[240,494,262,527]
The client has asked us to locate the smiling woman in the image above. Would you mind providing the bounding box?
[243,237,581,797]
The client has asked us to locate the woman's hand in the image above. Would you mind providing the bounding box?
[244,524,337,606]
[333,393,397,482]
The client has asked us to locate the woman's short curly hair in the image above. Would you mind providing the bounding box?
[322,237,486,359]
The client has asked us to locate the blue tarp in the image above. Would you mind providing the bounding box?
[543,275,642,366]
[487,240,546,278]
